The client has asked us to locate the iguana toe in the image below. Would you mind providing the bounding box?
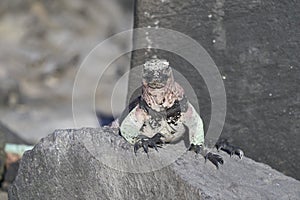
[189,144,224,169]
[215,138,244,159]
[205,152,224,169]
[133,133,165,157]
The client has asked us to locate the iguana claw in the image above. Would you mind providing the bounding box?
[189,144,224,169]
[215,138,244,159]
[204,152,224,169]
[133,133,165,157]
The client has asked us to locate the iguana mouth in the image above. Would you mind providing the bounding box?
[147,81,166,89]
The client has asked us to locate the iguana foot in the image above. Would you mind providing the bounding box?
[189,144,224,169]
[215,138,244,159]
[204,152,224,169]
[133,133,165,157]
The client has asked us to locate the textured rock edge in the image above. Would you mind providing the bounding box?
[8,127,300,200]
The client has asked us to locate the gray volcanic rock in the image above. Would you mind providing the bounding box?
[9,128,300,200]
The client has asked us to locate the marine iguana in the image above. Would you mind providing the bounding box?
[118,58,243,168]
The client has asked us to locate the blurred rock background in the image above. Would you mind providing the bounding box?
[0,0,133,196]
[0,0,133,143]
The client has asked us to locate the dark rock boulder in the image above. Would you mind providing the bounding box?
[130,0,300,180]
[9,128,300,199]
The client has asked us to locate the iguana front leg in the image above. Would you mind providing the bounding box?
[181,103,205,146]
[120,106,164,156]
[120,106,146,144]
[182,103,224,168]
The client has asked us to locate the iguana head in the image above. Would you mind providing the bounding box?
[142,59,171,89]
[142,59,184,112]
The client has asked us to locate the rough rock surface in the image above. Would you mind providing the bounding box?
[9,128,300,200]
[130,0,300,180]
